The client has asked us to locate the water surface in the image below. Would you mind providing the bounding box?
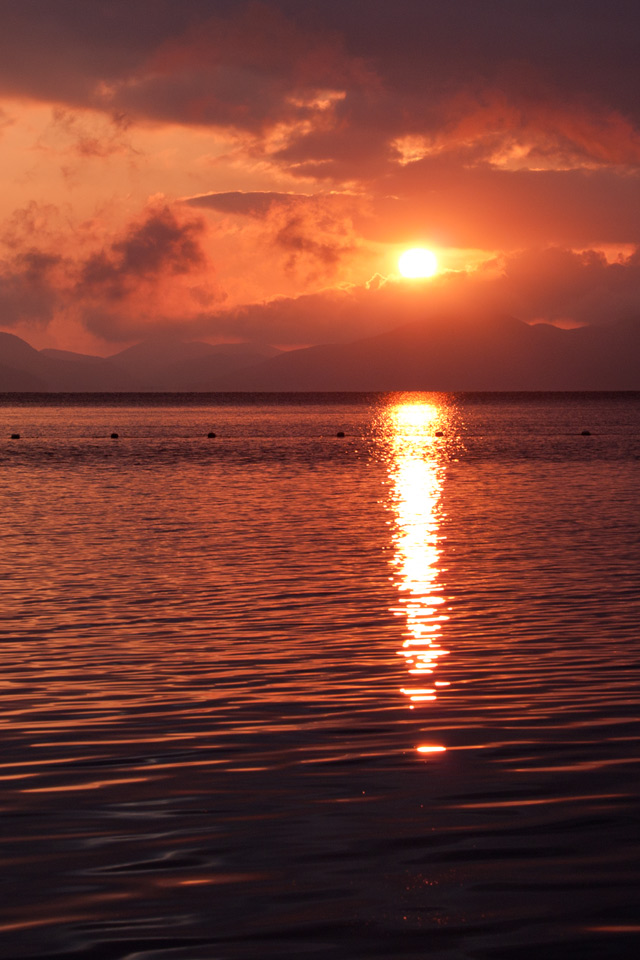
[1,392,639,959]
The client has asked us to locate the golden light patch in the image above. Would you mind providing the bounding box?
[398,247,438,278]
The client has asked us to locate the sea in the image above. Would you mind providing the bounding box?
[1,391,639,960]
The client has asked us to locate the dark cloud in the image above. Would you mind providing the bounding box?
[71,205,227,342]
[3,2,639,173]
[244,193,362,278]
[186,191,363,280]
[186,191,313,216]
[78,306,212,344]
[101,2,370,134]
[0,248,64,327]
[0,0,181,106]
[497,246,640,325]
[1,1,639,268]
[274,212,355,275]
[77,207,207,301]
[0,203,225,342]
[278,0,640,128]
[2,2,639,119]
[200,286,388,345]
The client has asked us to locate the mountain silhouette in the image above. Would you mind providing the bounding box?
[0,331,137,391]
[1,315,639,391]
[0,332,279,391]
[107,337,280,390]
[214,314,640,391]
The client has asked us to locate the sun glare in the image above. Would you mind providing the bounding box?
[398,247,438,279]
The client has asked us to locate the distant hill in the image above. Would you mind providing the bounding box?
[0,331,138,391]
[40,348,105,364]
[0,361,49,391]
[1,316,639,391]
[214,313,640,391]
[0,331,281,391]
[107,337,281,390]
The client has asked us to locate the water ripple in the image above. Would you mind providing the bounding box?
[1,393,639,958]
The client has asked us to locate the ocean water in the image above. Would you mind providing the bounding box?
[1,392,639,960]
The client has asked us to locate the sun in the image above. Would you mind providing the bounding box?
[398,247,438,278]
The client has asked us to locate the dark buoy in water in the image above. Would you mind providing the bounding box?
[336,431,345,438]
[111,432,119,439]
[207,431,216,438]
[435,430,443,437]
[581,430,591,436]
[10,433,20,439]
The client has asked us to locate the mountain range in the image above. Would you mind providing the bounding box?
[0,333,280,392]
[1,313,639,392]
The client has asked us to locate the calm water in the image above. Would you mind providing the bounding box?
[1,392,639,960]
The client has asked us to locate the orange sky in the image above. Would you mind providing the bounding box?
[1,0,640,354]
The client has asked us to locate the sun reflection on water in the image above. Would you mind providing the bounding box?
[382,397,454,755]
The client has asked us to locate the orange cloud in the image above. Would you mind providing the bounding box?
[1,1,640,356]
[74,206,226,341]
[361,161,640,249]
[0,203,226,344]
[146,244,640,347]
[186,190,367,288]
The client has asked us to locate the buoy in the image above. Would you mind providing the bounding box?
[336,431,345,438]
[581,430,591,436]
[10,433,20,439]
[207,432,216,438]
[111,432,119,439]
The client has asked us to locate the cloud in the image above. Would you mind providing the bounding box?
[39,107,137,161]
[1,3,639,242]
[2,1,640,353]
[101,2,371,138]
[0,106,15,137]
[357,161,640,249]
[0,248,65,327]
[77,206,207,300]
[191,165,640,256]
[1,2,639,179]
[263,196,361,279]
[186,190,364,283]
[73,205,226,340]
[0,0,169,106]
[0,202,226,343]
[2,197,639,346]
[3,2,639,127]
[496,246,640,325]
[186,243,640,347]
[274,212,353,273]
[186,191,314,216]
